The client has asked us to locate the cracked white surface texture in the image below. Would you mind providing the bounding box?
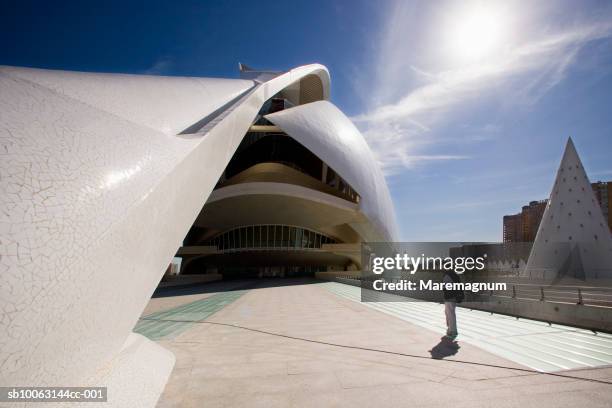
[1,64,361,405]
[0,66,252,388]
[1,66,253,135]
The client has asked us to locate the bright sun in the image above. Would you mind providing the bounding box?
[445,3,507,63]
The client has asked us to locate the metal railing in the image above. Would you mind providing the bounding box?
[486,283,612,308]
[331,275,612,309]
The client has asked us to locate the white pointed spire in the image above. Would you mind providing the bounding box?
[526,138,612,281]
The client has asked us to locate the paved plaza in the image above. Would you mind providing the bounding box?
[138,279,612,407]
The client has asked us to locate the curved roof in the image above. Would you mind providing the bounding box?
[0,62,335,392]
[0,65,255,135]
[266,101,398,241]
[0,61,400,405]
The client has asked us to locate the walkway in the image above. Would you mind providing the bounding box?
[325,282,612,372]
[135,290,248,340]
[144,279,612,407]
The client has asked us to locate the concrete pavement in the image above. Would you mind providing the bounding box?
[136,279,612,407]
[326,282,612,372]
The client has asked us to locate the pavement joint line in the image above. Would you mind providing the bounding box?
[135,317,612,386]
[328,288,570,370]
[323,282,612,372]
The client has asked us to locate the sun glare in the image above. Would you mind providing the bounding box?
[445,3,507,63]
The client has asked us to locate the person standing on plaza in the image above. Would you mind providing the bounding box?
[443,270,464,339]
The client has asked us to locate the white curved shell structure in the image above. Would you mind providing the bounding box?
[266,101,397,241]
[0,63,395,406]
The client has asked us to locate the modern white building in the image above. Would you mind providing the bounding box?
[0,63,397,406]
[526,138,612,281]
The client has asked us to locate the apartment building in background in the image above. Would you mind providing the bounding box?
[592,181,612,233]
[503,181,611,242]
[503,200,547,242]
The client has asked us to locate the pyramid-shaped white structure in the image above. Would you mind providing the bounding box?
[525,138,612,281]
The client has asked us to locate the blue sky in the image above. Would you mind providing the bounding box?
[2,0,612,241]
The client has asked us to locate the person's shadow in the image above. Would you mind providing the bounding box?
[429,336,460,359]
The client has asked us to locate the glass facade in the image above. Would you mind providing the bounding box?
[206,225,337,252]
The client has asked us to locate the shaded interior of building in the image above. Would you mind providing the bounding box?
[177,91,365,279]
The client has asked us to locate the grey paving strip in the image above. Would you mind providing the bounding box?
[134,290,248,340]
[322,281,612,373]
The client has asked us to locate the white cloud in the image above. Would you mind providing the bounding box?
[353,1,612,176]
[359,119,468,175]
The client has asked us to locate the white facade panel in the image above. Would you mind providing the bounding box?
[266,101,398,241]
[0,62,395,406]
[1,66,254,135]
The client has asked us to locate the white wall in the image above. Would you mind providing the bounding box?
[0,64,332,406]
